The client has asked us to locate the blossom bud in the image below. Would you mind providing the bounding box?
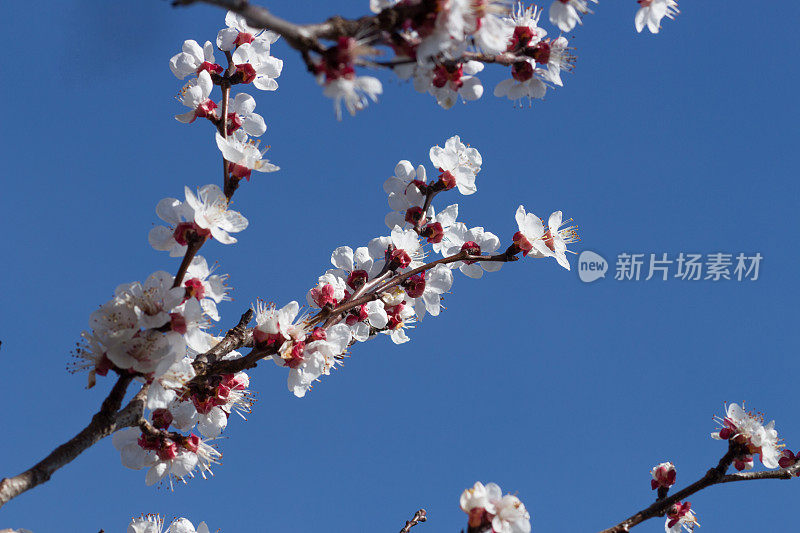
[733,454,754,471]
[173,222,212,246]
[310,283,338,307]
[650,462,676,490]
[197,61,223,75]
[137,433,161,451]
[779,450,798,469]
[234,32,255,46]
[310,327,327,341]
[184,278,205,301]
[511,61,534,82]
[388,248,412,269]
[405,206,425,226]
[235,63,257,84]
[438,169,457,190]
[421,222,444,244]
[226,112,243,136]
[532,41,551,65]
[182,433,200,454]
[461,241,481,264]
[404,273,426,298]
[346,269,369,290]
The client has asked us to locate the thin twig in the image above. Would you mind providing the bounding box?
[599,441,800,532]
[400,509,427,533]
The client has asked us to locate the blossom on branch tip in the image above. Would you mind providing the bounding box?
[169,40,222,80]
[216,131,279,180]
[650,461,676,490]
[711,402,781,469]
[217,10,280,52]
[429,135,481,195]
[635,0,679,34]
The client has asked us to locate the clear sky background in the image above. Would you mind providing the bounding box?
[1,1,799,531]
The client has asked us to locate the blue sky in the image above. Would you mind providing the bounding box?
[1,1,799,531]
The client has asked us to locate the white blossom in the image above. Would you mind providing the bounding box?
[217,10,280,51]
[441,223,502,278]
[323,76,383,120]
[175,70,216,124]
[216,130,279,180]
[169,40,219,80]
[429,135,481,195]
[549,0,596,32]
[635,0,679,34]
[184,183,250,244]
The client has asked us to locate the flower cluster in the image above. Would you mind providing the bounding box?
[243,135,573,398]
[460,481,531,533]
[295,0,680,115]
[129,514,212,533]
[711,402,781,470]
[71,269,210,388]
[171,13,281,180]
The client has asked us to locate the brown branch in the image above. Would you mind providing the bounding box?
[399,509,427,533]
[172,0,525,71]
[192,308,254,371]
[599,441,800,532]
[0,374,137,508]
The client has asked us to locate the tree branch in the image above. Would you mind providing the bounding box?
[0,374,137,508]
[599,441,800,532]
[172,0,529,73]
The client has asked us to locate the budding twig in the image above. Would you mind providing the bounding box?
[599,440,800,532]
[399,509,427,533]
